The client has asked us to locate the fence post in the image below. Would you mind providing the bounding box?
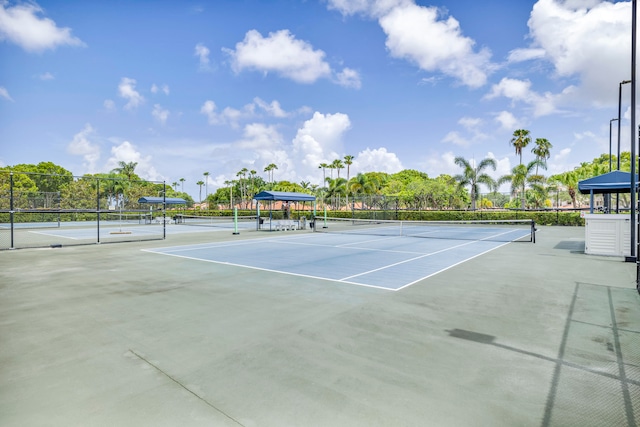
[9,172,14,249]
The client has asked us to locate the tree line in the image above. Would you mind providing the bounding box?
[1,129,629,212]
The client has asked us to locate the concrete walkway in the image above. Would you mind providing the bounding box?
[0,226,638,426]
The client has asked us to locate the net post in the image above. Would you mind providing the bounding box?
[162,182,166,240]
[256,203,260,231]
[323,206,327,228]
[9,172,14,249]
[531,220,536,243]
[96,178,101,244]
[233,207,240,235]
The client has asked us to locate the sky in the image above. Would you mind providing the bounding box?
[0,0,636,199]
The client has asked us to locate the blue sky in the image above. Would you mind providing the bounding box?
[0,0,634,199]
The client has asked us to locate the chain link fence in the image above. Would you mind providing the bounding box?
[0,171,169,250]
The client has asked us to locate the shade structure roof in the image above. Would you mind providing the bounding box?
[578,171,639,195]
[253,191,315,202]
[138,196,187,204]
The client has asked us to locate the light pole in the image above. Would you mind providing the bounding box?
[630,0,637,263]
[617,81,632,213]
[618,80,632,170]
[609,118,619,212]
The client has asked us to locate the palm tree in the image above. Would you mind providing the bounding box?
[179,177,185,192]
[111,161,138,180]
[172,181,178,191]
[325,177,347,209]
[332,159,345,178]
[344,155,354,182]
[499,159,547,210]
[318,162,329,187]
[532,138,553,174]
[550,171,580,209]
[237,168,248,207]
[510,129,531,165]
[264,163,278,188]
[453,156,497,210]
[196,180,204,203]
[203,171,210,199]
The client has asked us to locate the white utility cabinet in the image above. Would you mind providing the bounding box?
[583,214,633,257]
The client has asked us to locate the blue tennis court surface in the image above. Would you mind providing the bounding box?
[143,229,531,290]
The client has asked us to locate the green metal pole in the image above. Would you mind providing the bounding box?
[233,207,239,235]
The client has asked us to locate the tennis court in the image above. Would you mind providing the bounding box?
[1,223,639,426]
[0,215,258,249]
[143,221,533,290]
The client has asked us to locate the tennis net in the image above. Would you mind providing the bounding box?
[174,214,258,229]
[313,217,536,243]
[103,212,151,224]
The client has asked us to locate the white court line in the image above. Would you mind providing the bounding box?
[28,230,82,240]
[393,240,514,291]
[339,238,480,281]
[339,227,526,283]
[270,238,427,255]
[145,250,394,291]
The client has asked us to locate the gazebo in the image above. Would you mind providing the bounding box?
[578,171,639,257]
[252,191,316,231]
[578,170,638,213]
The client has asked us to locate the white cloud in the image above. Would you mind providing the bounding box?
[118,77,144,110]
[485,77,558,117]
[326,0,412,18]
[523,0,630,106]
[194,43,212,71]
[335,67,362,89]
[225,29,332,84]
[494,111,520,131]
[291,112,352,179]
[458,117,482,130]
[353,147,403,173]
[106,141,162,181]
[253,97,288,117]
[200,100,256,128]
[378,3,493,88]
[38,72,54,80]
[0,2,84,52]
[485,152,511,179]
[67,124,100,172]
[442,131,468,147]
[507,48,546,63]
[152,104,169,125]
[150,84,168,95]
[103,99,116,111]
[0,86,13,101]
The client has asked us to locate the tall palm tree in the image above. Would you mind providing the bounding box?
[179,177,185,192]
[203,171,210,199]
[331,159,344,178]
[453,156,497,210]
[499,159,547,210]
[532,138,553,174]
[172,181,178,191]
[237,168,248,207]
[111,161,138,180]
[344,155,354,182]
[510,129,531,165]
[344,155,354,206]
[318,163,329,187]
[196,180,204,203]
[264,163,278,188]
